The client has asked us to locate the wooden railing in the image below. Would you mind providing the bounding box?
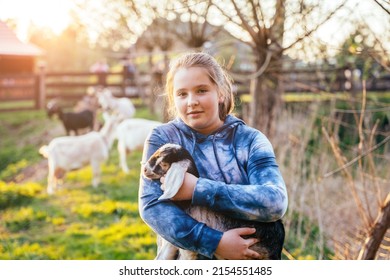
[1,68,389,112]
[0,70,148,111]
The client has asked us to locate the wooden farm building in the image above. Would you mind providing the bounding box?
[0,20,44,74]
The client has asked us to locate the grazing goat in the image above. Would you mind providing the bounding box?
[39,115,119,194]
[143,144,285,260]
[74,91,100,130]
[97,88,135,120]
[47,100,94,135]
[116,118,163,173]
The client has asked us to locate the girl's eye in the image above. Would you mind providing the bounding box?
[176,91,187,97]
[198,89,207,93]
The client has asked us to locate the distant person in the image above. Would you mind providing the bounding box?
[123,57,137,84]
[90,59,109,87]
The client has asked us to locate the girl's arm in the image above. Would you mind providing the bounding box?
[192,131,288,222]
[138,130,223,259]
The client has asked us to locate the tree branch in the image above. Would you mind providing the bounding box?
[229,0,260,44]
[283,1,347,51]
[358,193,390,259]
[322,134,390,178]
[249,0,262,34]
[230,50,272,81]
[372,0,390,15]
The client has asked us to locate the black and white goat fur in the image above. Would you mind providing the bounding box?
[47,100,94,135]
[143,143,285,260]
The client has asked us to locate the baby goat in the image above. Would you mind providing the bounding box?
[97,88,135,120]
[116,118,163,173]
[143,144,285,260]
[47,100,94,135]
[39,115,119,194]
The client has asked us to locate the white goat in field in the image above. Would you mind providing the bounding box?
[116,118,163,173]
[39,115,120,194]
[97,88,135,120]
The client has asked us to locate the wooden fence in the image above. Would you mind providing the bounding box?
[1,68,389,112]
[0,70,149,111]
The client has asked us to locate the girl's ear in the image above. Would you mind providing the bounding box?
[218,91,224,103]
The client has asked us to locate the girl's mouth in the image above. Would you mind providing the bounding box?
[187,111,203,116]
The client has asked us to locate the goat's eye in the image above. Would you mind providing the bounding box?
[159,162,170,169]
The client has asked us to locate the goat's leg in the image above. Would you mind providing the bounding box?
[47,161,56,194]
[47,172,55,195]
[177,249,198,260]
[118,141,130,173]
[57,178,63,189]
[53,167,66,192]
[155,238,179,260]
[91,160,101,188]
[63,124,69,136]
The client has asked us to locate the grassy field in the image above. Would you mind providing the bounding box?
[0,108,158,260]
[2,94,388,260]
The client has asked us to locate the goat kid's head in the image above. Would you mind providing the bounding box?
[97,88,113,110]
[46,100,61,118]
[143,144,187,180]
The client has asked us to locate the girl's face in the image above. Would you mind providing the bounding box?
[173,67,223,135]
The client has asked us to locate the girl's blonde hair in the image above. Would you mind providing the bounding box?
[165,52,235,120]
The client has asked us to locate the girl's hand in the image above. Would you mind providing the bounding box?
[160,172,198,201]
[215,228,261,260]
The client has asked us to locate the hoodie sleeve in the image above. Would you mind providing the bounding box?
[192,130,288,222]
[138,128,223,259]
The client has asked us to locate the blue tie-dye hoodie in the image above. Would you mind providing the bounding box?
[139,114,288,259]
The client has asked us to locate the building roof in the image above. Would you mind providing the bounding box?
[0,21,44,56]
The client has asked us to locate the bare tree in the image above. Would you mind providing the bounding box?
[206,0,348,136]
[165,1,225,49]
[73,0,390,134]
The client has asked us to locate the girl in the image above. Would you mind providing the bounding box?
[139,52,288,259]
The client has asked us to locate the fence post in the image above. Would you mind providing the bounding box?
[34,74,40,109]
[37,63,46,109]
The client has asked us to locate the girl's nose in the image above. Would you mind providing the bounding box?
[187,93,199,106]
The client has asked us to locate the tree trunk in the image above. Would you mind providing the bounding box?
[248,0,285,137]
[358,193,390,260]
[162,52,170,122]
[148,52,157,114]
[249,70,282,136]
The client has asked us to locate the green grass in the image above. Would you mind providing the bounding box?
[0,110,58,174]
[240,91,390,103]
[0,107,159,260]
[0,100,35,110]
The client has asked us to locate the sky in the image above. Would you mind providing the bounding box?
[316,1,389,50]
[0,0,75,41]
[0,0,388,58]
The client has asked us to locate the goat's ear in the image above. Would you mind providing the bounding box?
[158,162,187,200]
